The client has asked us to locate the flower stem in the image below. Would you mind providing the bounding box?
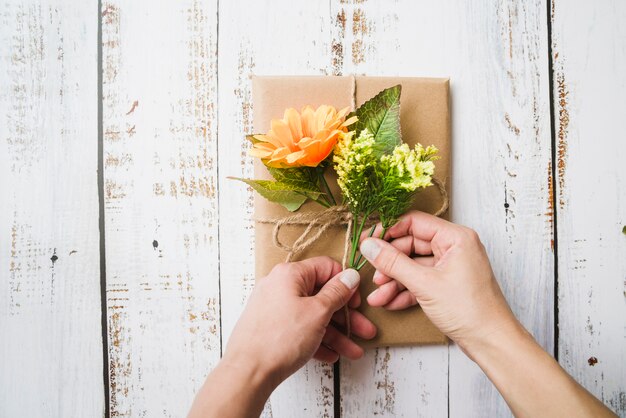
[316,166,337,206]
[355,226,386,270]
[356,257,368,271]
[353,224,376,267]
[304,193,331,208]
[349,214,368,267]
[314,198,331,208]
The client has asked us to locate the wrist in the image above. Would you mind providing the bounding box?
[219,352,281,394]
[458,318,530,364]
[193,355,278,418]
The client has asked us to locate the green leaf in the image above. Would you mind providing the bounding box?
[268,166,319,191]
[622,225,626,235]
[229,177,321,212]
[351,85,402,157]
[246,134,263,144]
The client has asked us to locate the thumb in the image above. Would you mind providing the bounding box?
[360,238,428,291]
[315,268,360,313]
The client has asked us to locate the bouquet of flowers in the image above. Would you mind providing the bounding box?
[233,85,439,271]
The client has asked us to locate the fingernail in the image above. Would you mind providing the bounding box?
[367,289,379,301]
[360,239,381,260]
[340,269,360,289]
[372,270,381,282]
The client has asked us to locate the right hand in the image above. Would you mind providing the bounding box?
[359,211,519,354]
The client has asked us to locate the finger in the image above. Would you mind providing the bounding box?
[348,290,361,309]
[360,238,429,291]
[369,234,417,286]
[322,325,364,360]
[384,290,418,311]
[313,345,339,363]
[374,256,435,285]
[372,269,392,285]
[366,280,405,307]
[315,269,360,314]
[388,235,434,257]
[385,210,450,241]
[331,309,377,340]
[276,256,342,295]
[413,255,436,267]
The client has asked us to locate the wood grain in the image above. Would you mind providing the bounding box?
[2,1,625,416]
[445,2,555,416]
[551,0,626,414]
[217,1,337,416]
[101,1,221,416]
[0,1,104,416]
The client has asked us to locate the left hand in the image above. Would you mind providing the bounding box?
[223,256,377,386]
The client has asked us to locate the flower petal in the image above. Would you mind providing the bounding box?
[284,108,303,140]
[285,150,307,164]
[271,119,296,150]
[248,148,272,159]
[342,115,358,127]
[259,132,284,148]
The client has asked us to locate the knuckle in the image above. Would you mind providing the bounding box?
[460,227,481,246]
[315,293,333,311]
[271,262,293,276]
[380,248,401,275]
[320,284,346,309]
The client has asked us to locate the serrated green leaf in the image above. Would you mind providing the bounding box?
[229,177,322,212]
[351,85,402,157]
[268,166,319,191]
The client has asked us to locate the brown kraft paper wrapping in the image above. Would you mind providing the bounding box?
[251,76,450,347]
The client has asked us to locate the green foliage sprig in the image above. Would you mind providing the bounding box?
[334,86,438,269]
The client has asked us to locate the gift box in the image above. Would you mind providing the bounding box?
[252,76,450,347]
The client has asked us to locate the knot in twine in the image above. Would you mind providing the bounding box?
[257,204,359,268]
[256,177,448,267]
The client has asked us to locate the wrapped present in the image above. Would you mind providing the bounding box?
[251,76,450,347]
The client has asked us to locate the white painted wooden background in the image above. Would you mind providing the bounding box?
[1,0,624,417]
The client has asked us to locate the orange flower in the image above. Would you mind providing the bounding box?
[249,105,357,168]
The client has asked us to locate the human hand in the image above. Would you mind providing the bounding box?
[359,211,518,354]
[223,256,377,387]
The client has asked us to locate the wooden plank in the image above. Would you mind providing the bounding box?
[0,1,104,417]
[330,1,449,416]
[551,1,626,414]
[101,1,221,416]
[216,2,338,416]
[445,1,554,416]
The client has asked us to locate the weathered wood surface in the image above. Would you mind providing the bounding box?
[551,0,626,415]
[101,1,221,416]
[1,0,625,417]
[445,2,556,417]
[0,1,104,417]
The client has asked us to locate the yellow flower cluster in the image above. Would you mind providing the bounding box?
[333,128,438,220]
[380,143,438,191]
[333,129,376,208]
